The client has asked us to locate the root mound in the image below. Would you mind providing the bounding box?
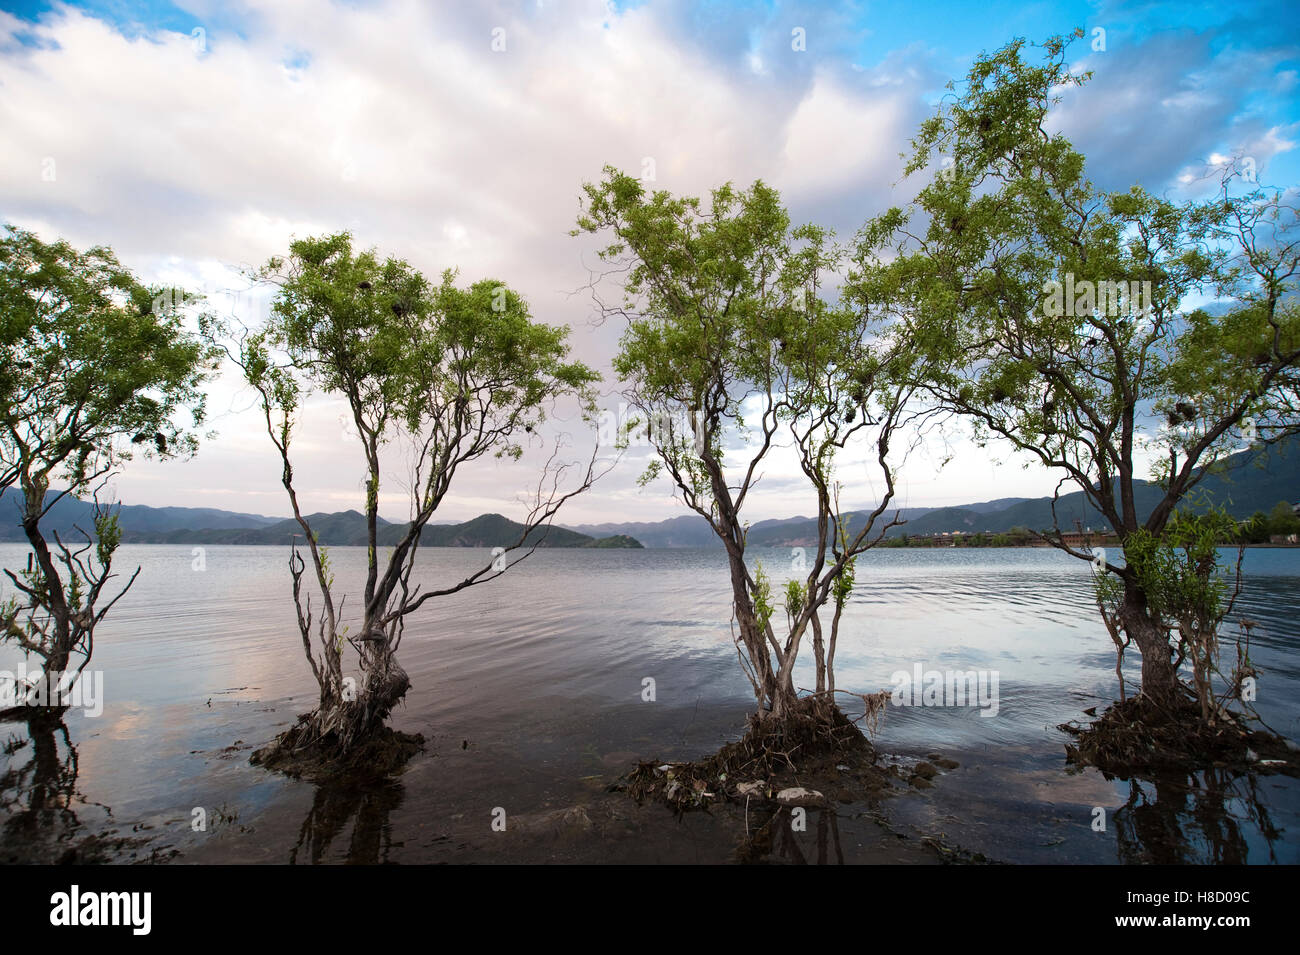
[618,696,886,814]
[252,711,423,781]
[1060,694,1300,779]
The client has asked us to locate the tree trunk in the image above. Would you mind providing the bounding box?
[721,546,777,712]
[20,508,73,678]
[321,639,409,751]
[1118,584,1180,706]
[258,625,411,768]
[826,599,844,696]
[768,679,800,720]
[810,612,826,694]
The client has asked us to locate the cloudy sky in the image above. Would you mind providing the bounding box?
[1,0,1297,526]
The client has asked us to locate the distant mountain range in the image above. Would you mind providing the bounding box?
[569,434,1299,547]
[0,498,642,549]
[565,501,1036,548]
[1,434,1293,549]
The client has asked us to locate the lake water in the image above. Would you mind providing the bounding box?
[1,543,1297,864]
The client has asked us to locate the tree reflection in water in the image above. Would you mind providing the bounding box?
[737,805,847,865]
[1114,767,1285,865]
[0,714,111,863]
[290,775,406,865]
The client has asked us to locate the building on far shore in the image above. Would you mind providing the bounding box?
[1058,529,1119,550]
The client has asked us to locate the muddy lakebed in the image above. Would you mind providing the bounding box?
[2,544,1298,864]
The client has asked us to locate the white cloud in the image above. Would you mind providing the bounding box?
[0,1,938,526]
[6,1,1267,528]
[779,70,907,196]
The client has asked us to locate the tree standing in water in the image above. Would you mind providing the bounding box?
[1,225,215,724]
[576,171,921,744]
[218,232,602,771]
[855,33,1300,764]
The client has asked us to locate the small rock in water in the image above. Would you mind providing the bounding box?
[909,776,934,790]
[913,761,939,779]
[934,757,959,770]
[776,787,826,807]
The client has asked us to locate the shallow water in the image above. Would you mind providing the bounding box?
[1,543,1297,864]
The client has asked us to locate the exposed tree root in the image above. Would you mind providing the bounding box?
[252,705,423,782]
[616,696,889,815]
[1060,693,1300,779]
[251,659,422,780]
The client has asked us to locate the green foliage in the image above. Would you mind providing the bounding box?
[854,34,1300,546]
[853,32,1300,710]
[0,226,214,674]
[240,233,599,467]
[575,168,883,512]
[66,569,84,613]
[318,543,334,590]
[215,230,604,721]
[93,508,122,569]
[1236,510,1269,544]
[831,565,855,602]
[1093,555,1123,609]
[0,224,218,492]
[1122,509,1239,627]
[784,577,806,619]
